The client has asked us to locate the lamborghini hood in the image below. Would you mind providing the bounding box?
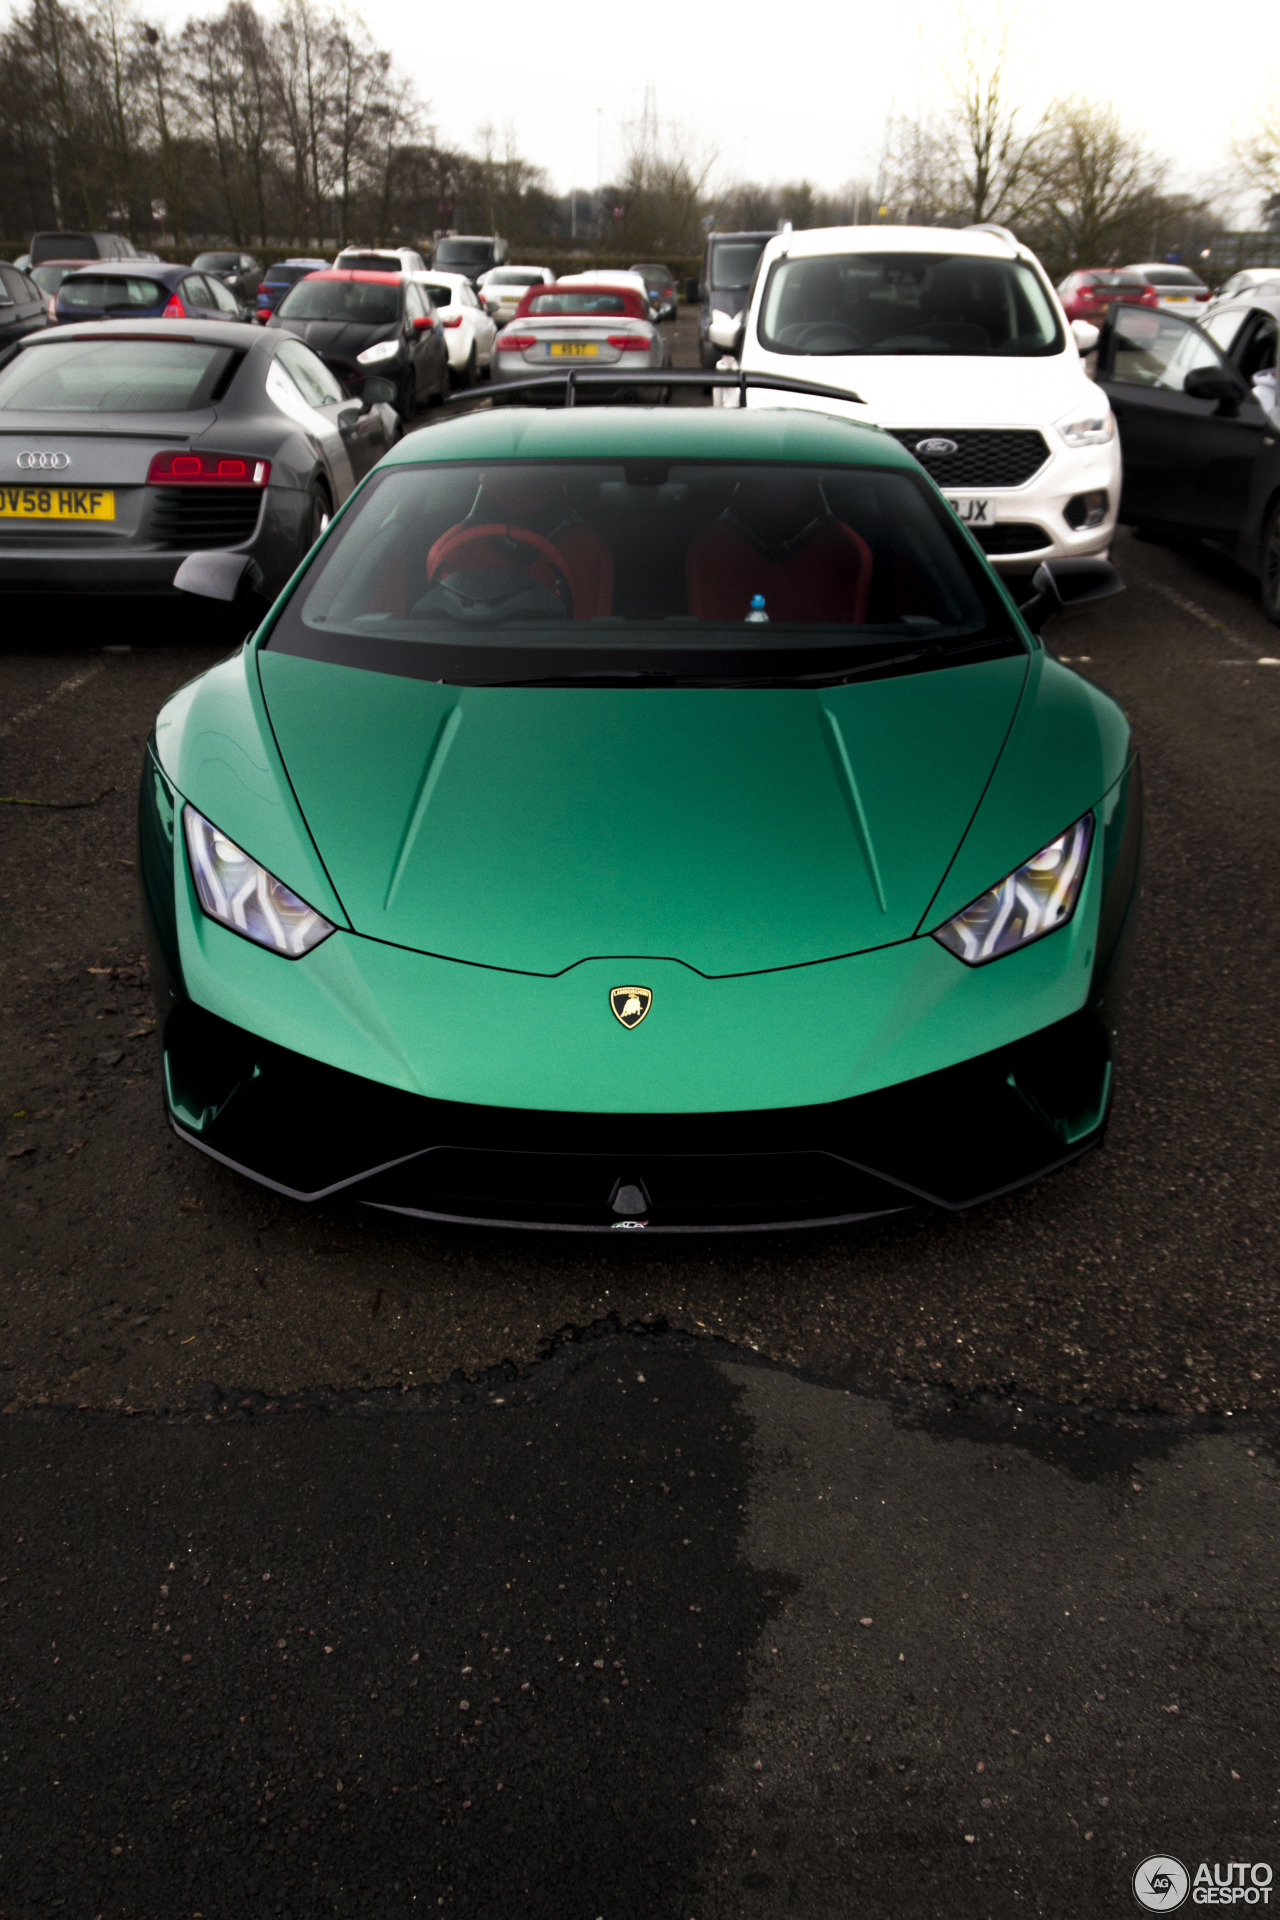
[257,651,1028,976]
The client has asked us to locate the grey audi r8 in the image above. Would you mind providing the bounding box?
[0,319,399,598]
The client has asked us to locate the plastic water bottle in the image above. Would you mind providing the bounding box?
[745,593,769,623]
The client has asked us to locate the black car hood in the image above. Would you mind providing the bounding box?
[277,319,398,358]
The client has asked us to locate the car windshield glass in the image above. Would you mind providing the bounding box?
[633,264,672,281]
[265,265,319,287]
[490,271,543,288]
[267,460,1018,688]
[0,339,229,411]
[59,274,166,311]
[436,241,493,267]
[710,240,767,291]
[760,251,1063,356]
[194,253,238,271]
[527,291,629,316]
[420,283,455,307]
[29,265,71,296]
[1089,272,1145,288]
[277,279,399,323]
[339,254,399,271]
[1143,269,1204,287]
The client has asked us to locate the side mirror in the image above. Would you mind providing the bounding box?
[360,375,397,411]
[1071,318,1100,354]
[411,314,434,332]
[1021,556,1124,633]
[173,550,265,603]
[684,277,699,304]
[1183,364,1244,411]
[707,309,743,354]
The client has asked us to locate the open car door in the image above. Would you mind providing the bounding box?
[1095,303,1271,544]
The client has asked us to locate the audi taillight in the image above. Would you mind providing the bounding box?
[162,293,185,318]
[497,332,535,350]
[607,334,649,352]
[147,452,271,486]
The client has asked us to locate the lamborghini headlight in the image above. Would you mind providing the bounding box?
[1056,407,1115,447]
[932,815,1094,965]
[183,806,334,958]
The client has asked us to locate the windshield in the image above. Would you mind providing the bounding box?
[1088,272,1145,289]
[420,283,455,308]
[1142,268,1205,288]
[527,291,629,317]
[710,240,768,292]
[276,278,400,324]
[267,460,1017,688]
[29,265,72,296]
[265,264,321,287]
[488,270,543,288]
[436,240,494,268]
[194,253,238,271]
[759,251,1063,356]
[0,339,230,411]
[59,274,166,312]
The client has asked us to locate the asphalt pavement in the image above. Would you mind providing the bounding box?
[2,308,1279,1915]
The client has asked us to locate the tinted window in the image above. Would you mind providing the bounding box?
[435,240,494,268]
[1106,306,1225,390]
[488,270,545,289]
[1088,272,1145,289]
[0,339,230,411]
[267,460,1014,688]
[275,338,344,406]
[203,274,242,314]
[759,251,1063,357]
[419,283,454,308]
[264,264,322,289]
[31,234,96,263]
[193,253,239,271]
[29,265,72,297]
[59,274,166,311]
[0,266,30,303]
[709,240,768,291]
[277,279,400,324]
[1141,268,1205,287]
[338,253,401,272]
[527,291,628,316]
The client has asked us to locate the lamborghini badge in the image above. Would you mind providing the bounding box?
[610,986,652,1029]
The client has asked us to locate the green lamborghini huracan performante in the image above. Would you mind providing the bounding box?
[140,380,1142,1231]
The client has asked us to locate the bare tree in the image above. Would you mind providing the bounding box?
[1233,92,1280,226]
[1020,96,1167,275]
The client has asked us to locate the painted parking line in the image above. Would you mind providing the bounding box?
[0,662,104,741]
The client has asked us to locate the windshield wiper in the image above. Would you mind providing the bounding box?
[467,636,1010,690]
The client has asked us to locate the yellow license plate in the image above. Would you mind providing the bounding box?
[549,342,598,357]
[0,485,115,522]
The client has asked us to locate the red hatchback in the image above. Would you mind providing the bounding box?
[1057,270,1158,324]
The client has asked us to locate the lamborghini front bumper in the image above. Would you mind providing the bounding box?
[160,997,1114,1232]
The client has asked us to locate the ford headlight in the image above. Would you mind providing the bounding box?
[932,816,1094,965]
[1056,407,1115,447]
[357,338,400,366]
[183,807,334,958]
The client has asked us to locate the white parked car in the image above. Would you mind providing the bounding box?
[1212,267,1280,303]
[1121,263,1212,313]
[478,266,554,325]
[709,223,1120,574]
[334,245,429,276]
[557,269,657,322]
[412,271,497,385]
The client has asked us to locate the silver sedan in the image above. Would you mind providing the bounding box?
[491,284,670,395]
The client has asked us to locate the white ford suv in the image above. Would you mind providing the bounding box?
[710,224,1119,575]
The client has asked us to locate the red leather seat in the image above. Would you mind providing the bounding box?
[685,517,872,624]
[426,467,615,619]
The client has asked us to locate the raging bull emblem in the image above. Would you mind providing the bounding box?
[610,986,652,1029]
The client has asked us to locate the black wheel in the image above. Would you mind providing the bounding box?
[302,482,331,561]
[397,370,416,422]
[699,338,718,370]
[457,345,476,390]
[1262,499,1280,625]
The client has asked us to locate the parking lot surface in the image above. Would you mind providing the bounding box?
[2,310,1279,1911]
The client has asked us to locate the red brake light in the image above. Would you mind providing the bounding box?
[607,334,650,352]
[442,313,463,327]
[162,293,185,318]
[497,332,536,350]
[147,451,270,486]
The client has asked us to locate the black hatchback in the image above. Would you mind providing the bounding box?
[267,270,449,419]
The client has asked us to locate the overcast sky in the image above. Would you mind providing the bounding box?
[169,0,1274,218]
